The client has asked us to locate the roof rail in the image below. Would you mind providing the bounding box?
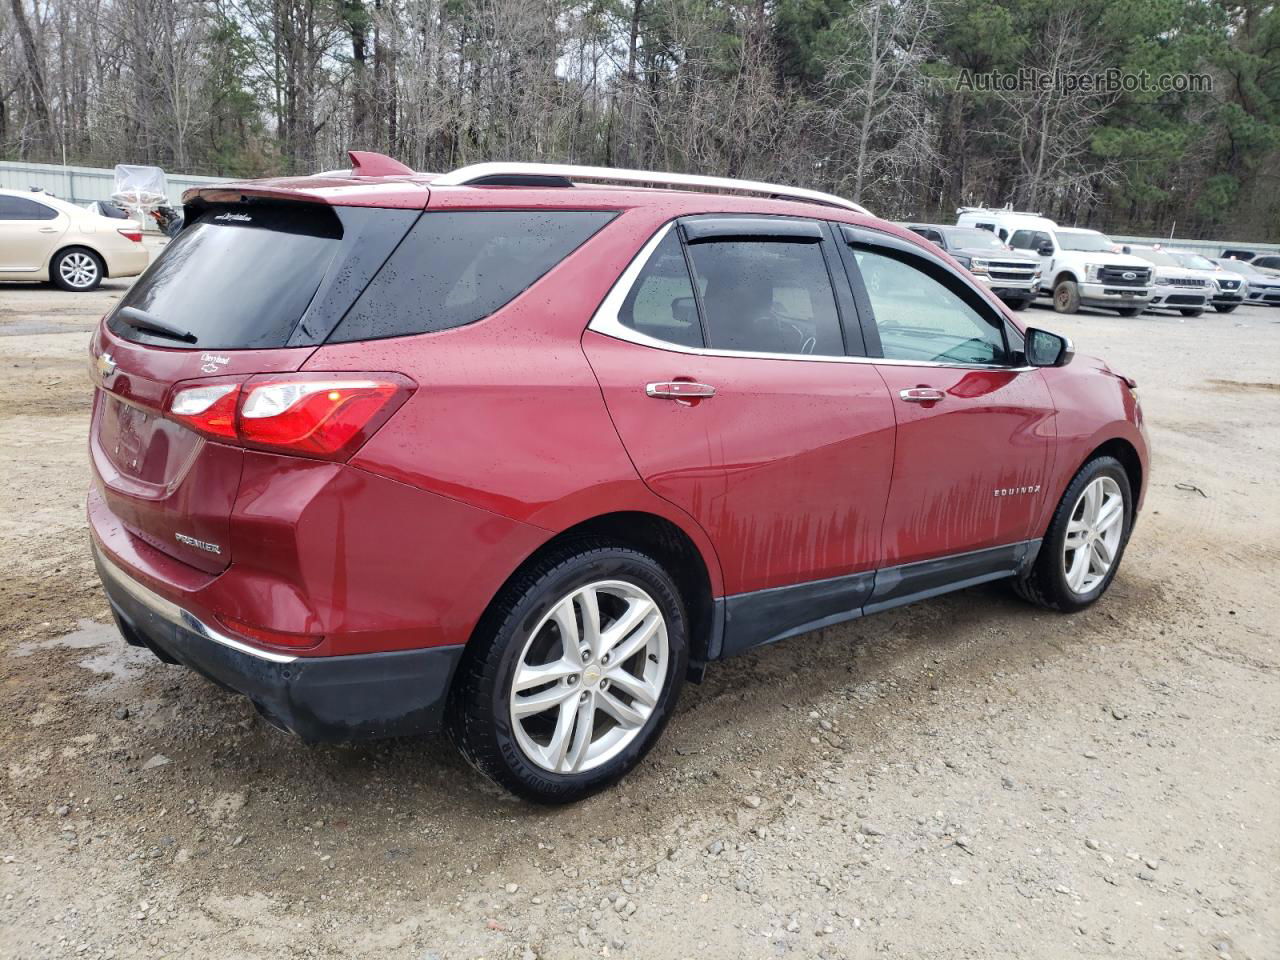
[431,162,871,216]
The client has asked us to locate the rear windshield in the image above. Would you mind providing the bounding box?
[327,210,616,342]
[109,203,344,350]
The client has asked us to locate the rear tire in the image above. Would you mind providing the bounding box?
[448,539,688,803]
[1007,297,1031,311]
[51,247,104,292]
[1179,308,1204,317]
[1014,455,1133,613]
[1212,304,1238,314]
[1052,279,1081,314]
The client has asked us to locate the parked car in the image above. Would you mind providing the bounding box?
[900,222,1041,309]
[0,188,148,291]
[1220,248,1256,262]
[89,155,1149,802]
[1218,258,1280,306]
[1168,251,1246,313]
[956,208,1154,315]
[1248,253,1280,276]
[1125,246,1212,317]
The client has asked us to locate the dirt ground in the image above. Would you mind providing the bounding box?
[0,278,1276,960]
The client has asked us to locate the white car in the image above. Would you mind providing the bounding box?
[1126,246,1213,317]
[0,189,149,291]
[1169,251,1246,313]
[955,208,1155,315]
[1218,258,1280,307]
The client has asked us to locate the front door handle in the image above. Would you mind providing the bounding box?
[38,226,59,233]
[899,387,945,403]
[646,381,716,401]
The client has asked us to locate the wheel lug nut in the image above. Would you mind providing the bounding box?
[568,674,578,685]
[599,679,610,691]
[600,653,610,665]
[579,691,589,702]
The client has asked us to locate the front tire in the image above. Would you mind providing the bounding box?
[448,540,688,803]
[1007,297,1031,311]
[51,247,104,292]
[1179,308,1204,317]
[1052,279,1081,314]
[1117,307,1142,317]
[1212,304,1238,314]
[1014,456,1133,612]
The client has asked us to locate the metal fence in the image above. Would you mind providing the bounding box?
[1110,234,1280,258]
[0,159,225,207]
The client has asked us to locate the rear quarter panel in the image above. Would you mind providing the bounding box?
[307,202,727,598]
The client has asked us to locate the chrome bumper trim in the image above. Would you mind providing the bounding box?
[93,545,299,664]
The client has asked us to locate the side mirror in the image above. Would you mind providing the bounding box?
[1036,242,1054,257]
[1025,327,1074,367]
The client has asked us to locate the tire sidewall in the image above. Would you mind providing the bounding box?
[1041,457,1133,608]
[481,549,688,802]
[1053,279,1080,314]
[52,248,103,292]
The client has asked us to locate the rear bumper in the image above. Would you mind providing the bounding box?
[94,542,463,742]
[103,244,151,279]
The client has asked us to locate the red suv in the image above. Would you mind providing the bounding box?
[89,154,1148,802]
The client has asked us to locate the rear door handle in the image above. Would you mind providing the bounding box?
[38,226,59,233]
[646,381,716,401]
[899,387,945,403]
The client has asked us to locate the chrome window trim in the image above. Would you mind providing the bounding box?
[94,545,299,664]
[586,221,1032,372]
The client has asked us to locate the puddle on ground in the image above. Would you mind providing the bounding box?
[15,618,155,695]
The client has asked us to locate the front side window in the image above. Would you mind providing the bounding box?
[684,238,844,356]
[618,231,702,347]
[0,196,58,221]
[851,247,1009,366]
[330,210,615,342]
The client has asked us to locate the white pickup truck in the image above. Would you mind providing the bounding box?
[956,208,1154,315]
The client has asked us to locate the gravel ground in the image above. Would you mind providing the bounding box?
[0,281,1277,960]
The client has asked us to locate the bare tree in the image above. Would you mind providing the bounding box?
[995,9,1119,211]
[815,0,938,208]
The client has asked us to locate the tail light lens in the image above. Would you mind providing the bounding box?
[118,229,143,243]
[167,373,414,460]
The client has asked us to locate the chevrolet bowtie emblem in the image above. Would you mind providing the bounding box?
[96,352,117,379]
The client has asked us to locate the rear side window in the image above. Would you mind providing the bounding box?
[686,239,844,356]
[0,196,58,220]
[619,231,703,347]
[110,203,345,349]
[328,210,615,342]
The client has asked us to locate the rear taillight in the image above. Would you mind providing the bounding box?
[169,384,238,439]
[167,373,413,460]
[118,229,143,243]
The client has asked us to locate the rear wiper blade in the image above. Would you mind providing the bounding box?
[117,306,196,343]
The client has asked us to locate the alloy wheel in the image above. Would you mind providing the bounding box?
[509,580,668,774]
[59,252,99,289]
[1062,475,1124,594]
